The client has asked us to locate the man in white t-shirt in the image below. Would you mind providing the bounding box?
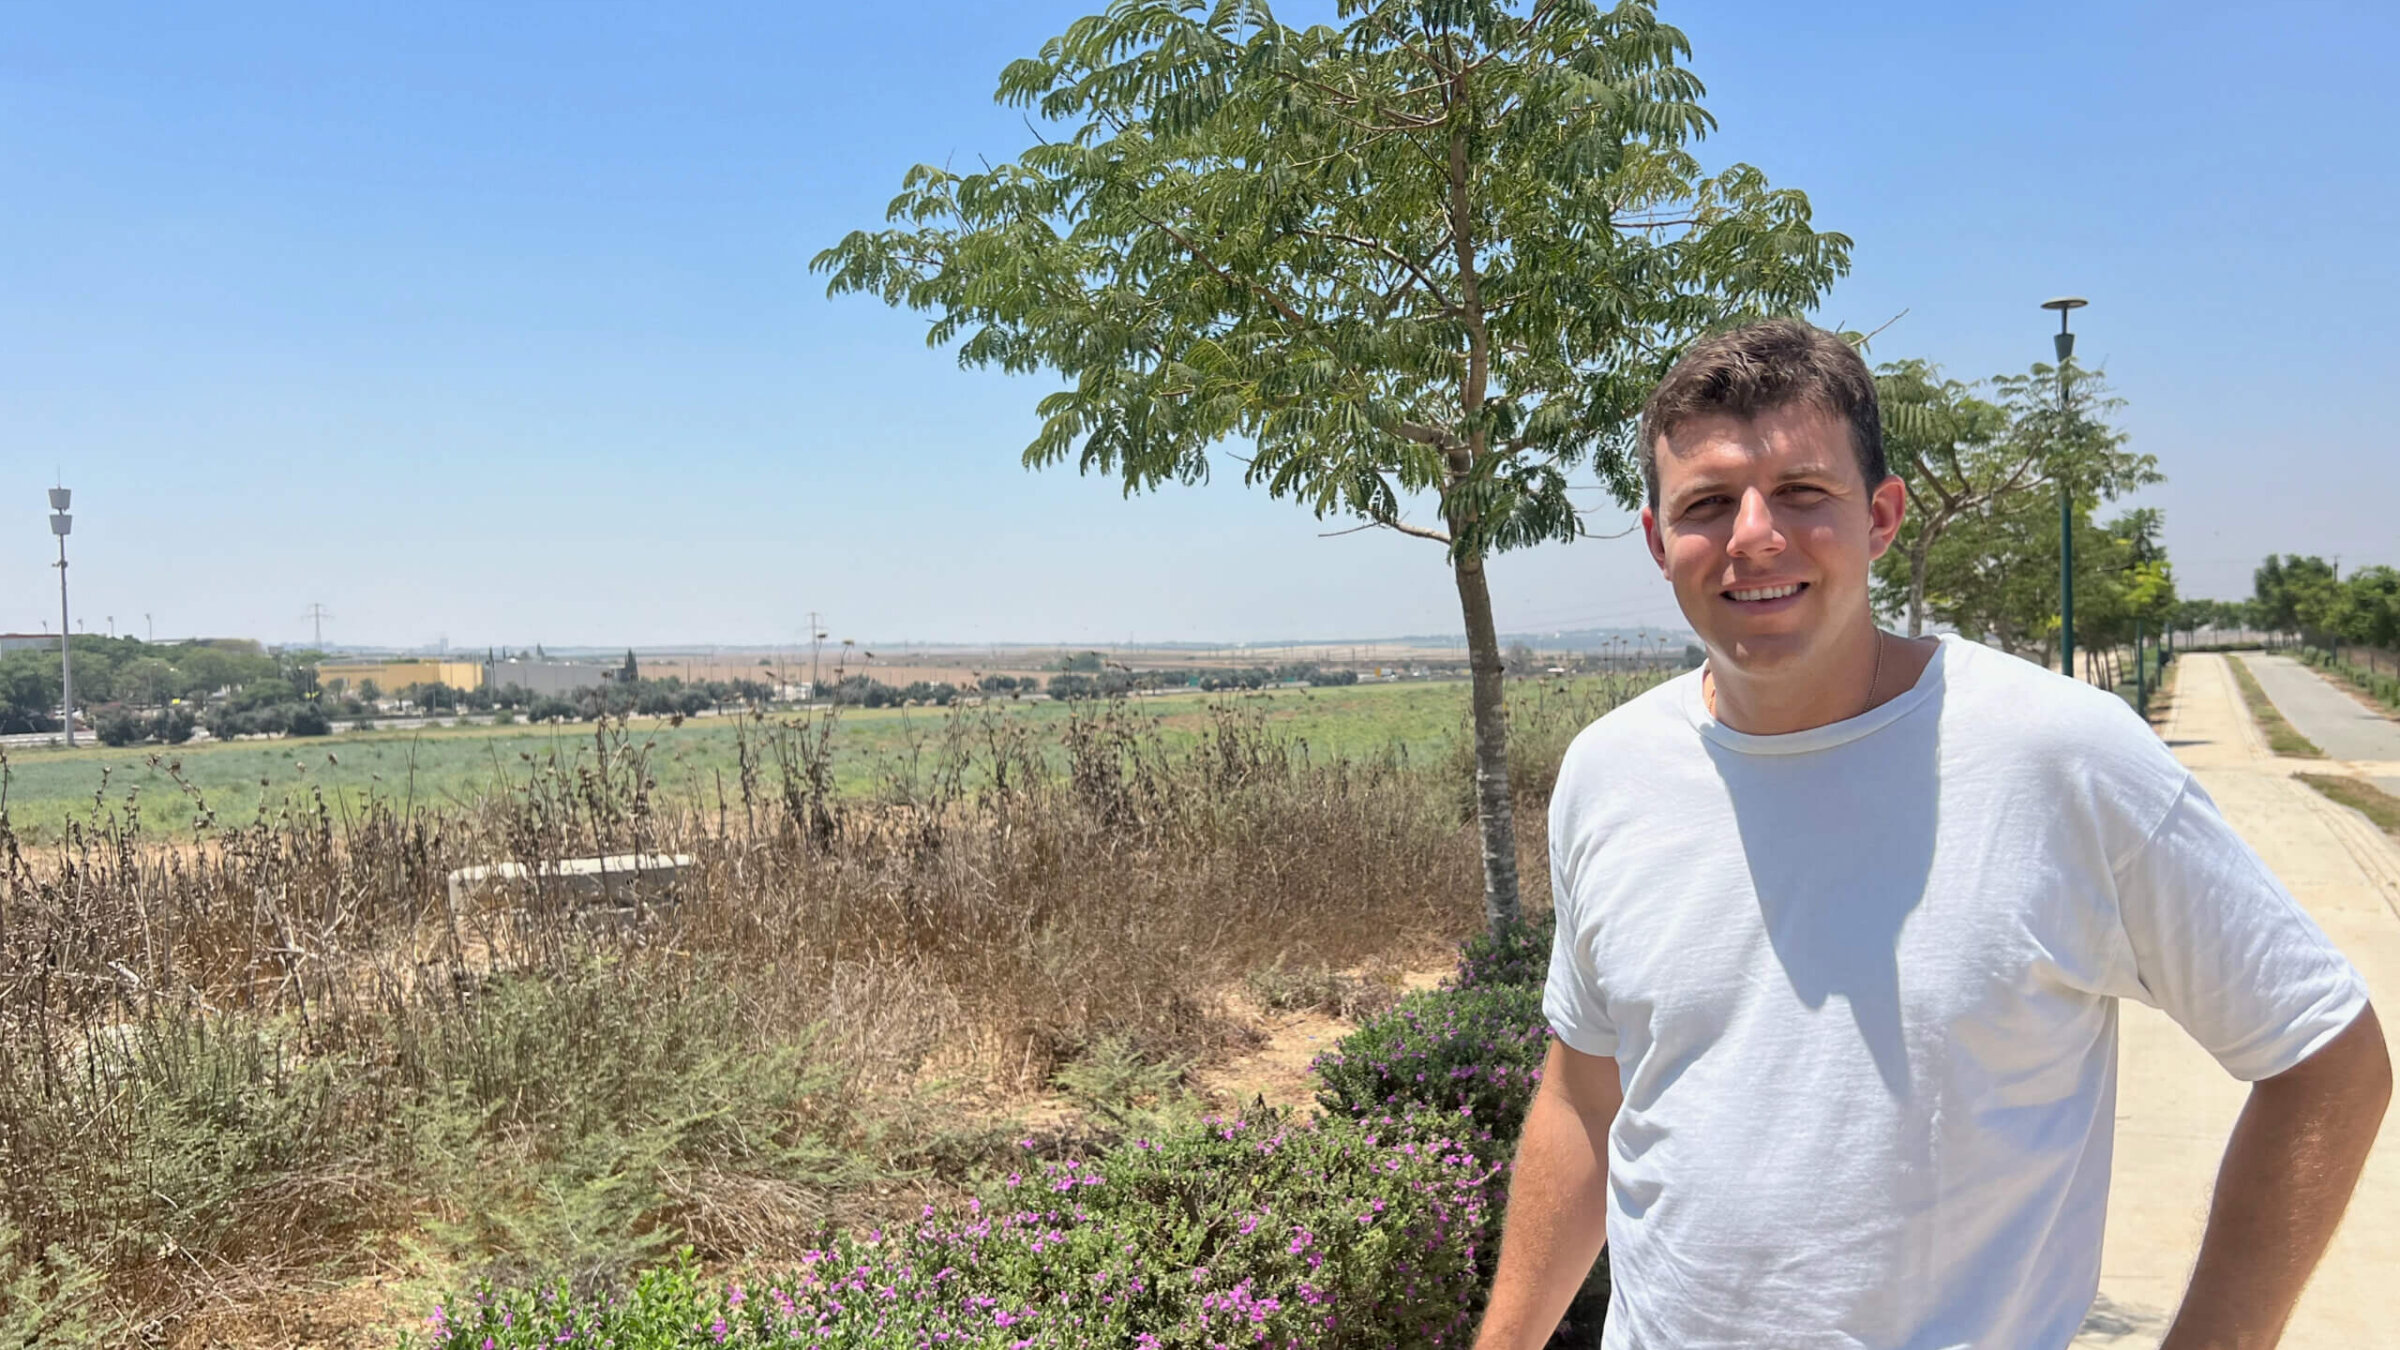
[1471,319,2390,1349]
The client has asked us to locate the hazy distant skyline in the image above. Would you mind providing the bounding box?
[7,2,2395,649]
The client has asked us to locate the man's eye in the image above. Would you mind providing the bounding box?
[1780,485,1828,501]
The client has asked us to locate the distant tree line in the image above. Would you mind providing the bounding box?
[2249,556,2400,651]
[1047,662,1361,701]
[0,636,313,739]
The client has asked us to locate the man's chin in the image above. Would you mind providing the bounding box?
[1698,622,1820,674]
[1714,639,1811,674]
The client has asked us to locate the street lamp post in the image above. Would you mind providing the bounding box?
[2042,297,2088,679]
[48,487,75,746]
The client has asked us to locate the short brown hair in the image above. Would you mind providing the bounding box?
[1637,318,1884,510]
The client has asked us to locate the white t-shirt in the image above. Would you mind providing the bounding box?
[1543,635,2369,1350]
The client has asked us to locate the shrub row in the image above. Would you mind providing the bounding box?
[92,704,197,747]
[419,1112,1503,1350]
[404,927,1589,1348]
[2302,647,2400,712]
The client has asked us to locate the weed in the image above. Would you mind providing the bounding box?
[2296,773,2400,841]
[0,673,1663,1340]
[2228,656,2324,758]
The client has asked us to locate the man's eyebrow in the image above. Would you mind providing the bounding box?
[1775,461,1846,483]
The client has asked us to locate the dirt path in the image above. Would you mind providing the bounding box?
[2072,654,2400,1347]
[1194,966,1449,1114]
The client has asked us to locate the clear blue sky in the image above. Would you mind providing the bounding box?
[5,1,2394,650]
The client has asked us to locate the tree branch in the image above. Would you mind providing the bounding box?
[1371,512,1454,544]
[1296,229,1458,312]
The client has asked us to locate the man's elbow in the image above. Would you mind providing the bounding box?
[2273,1003,2391,1119]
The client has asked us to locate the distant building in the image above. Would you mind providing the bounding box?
[482,659,604,698]
[318,659,487,695]
[0,633,55,654]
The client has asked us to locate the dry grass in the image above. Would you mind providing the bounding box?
[2229,655,2325,758]
[2296,773,2400,840]
[0,674,1656,1346]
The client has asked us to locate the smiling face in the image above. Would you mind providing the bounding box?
[1641,402,1907,678]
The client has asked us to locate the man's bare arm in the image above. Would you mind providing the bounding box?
[2162,1003,2391,1350]
[1473,1039,1622,1350]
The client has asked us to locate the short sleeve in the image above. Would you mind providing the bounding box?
[1543,814,1619,1059]
[2114,777,2371,1081]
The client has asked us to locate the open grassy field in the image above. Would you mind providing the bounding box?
[1,665,1665,1347]
[0,677,1614,842]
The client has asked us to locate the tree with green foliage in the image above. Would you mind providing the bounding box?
[816,0,1849,928]
[1870,360,2011,637]
[2068,507,2177,685]
[2253,555,2342,641]
[2336,565,2400,651]
[1875,360,2155,660]
[0,651,61,734]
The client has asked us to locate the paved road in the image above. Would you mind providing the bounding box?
[2072,654,2400,1347]
[2242,652,2400,796]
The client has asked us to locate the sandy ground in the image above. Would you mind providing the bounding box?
[2243,652,2400,797]
[2071,653,2400,1347]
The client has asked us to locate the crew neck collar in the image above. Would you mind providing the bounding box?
[1681,633,1953,756]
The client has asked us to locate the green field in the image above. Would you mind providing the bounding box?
[0,678,1614,840]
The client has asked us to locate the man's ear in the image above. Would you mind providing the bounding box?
[1865,475,1907,561]
[1642,505,1669,574]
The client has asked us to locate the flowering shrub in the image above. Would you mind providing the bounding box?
[407,1111,1502,1349]
[1312,986,1551,1147]
[1444,913,1556,992]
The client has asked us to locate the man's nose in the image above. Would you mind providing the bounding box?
[1728,487,1783,557]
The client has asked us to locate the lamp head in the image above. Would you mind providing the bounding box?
[2042,297,2088,361]
[47,487,70,511]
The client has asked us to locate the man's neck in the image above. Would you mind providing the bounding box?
[1706,624,1906,736]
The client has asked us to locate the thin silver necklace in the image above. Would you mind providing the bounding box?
[1705,629,1886,723]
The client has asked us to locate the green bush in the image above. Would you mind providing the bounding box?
[1313,986,1551,1149]
[93,707,147,747]
[2305,648,2400,712]
[1445,913,1556,992]
[153,705,196,744]
[408,1110,1502,1350]
[0,1220,102,1348]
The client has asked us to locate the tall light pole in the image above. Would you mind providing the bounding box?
[2042,297,2088,679]
[48,486,75,746]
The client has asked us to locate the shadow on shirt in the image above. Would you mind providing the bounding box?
[1701,669,1942,1099]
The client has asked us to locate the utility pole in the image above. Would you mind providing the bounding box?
[145,612,153,642]
[808,610,825,699]
[49,487,75,746]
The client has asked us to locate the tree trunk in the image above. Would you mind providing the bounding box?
[1905,535,1932,639]
[1452,550,1521,931]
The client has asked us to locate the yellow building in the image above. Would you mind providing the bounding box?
[317,659,486,696]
